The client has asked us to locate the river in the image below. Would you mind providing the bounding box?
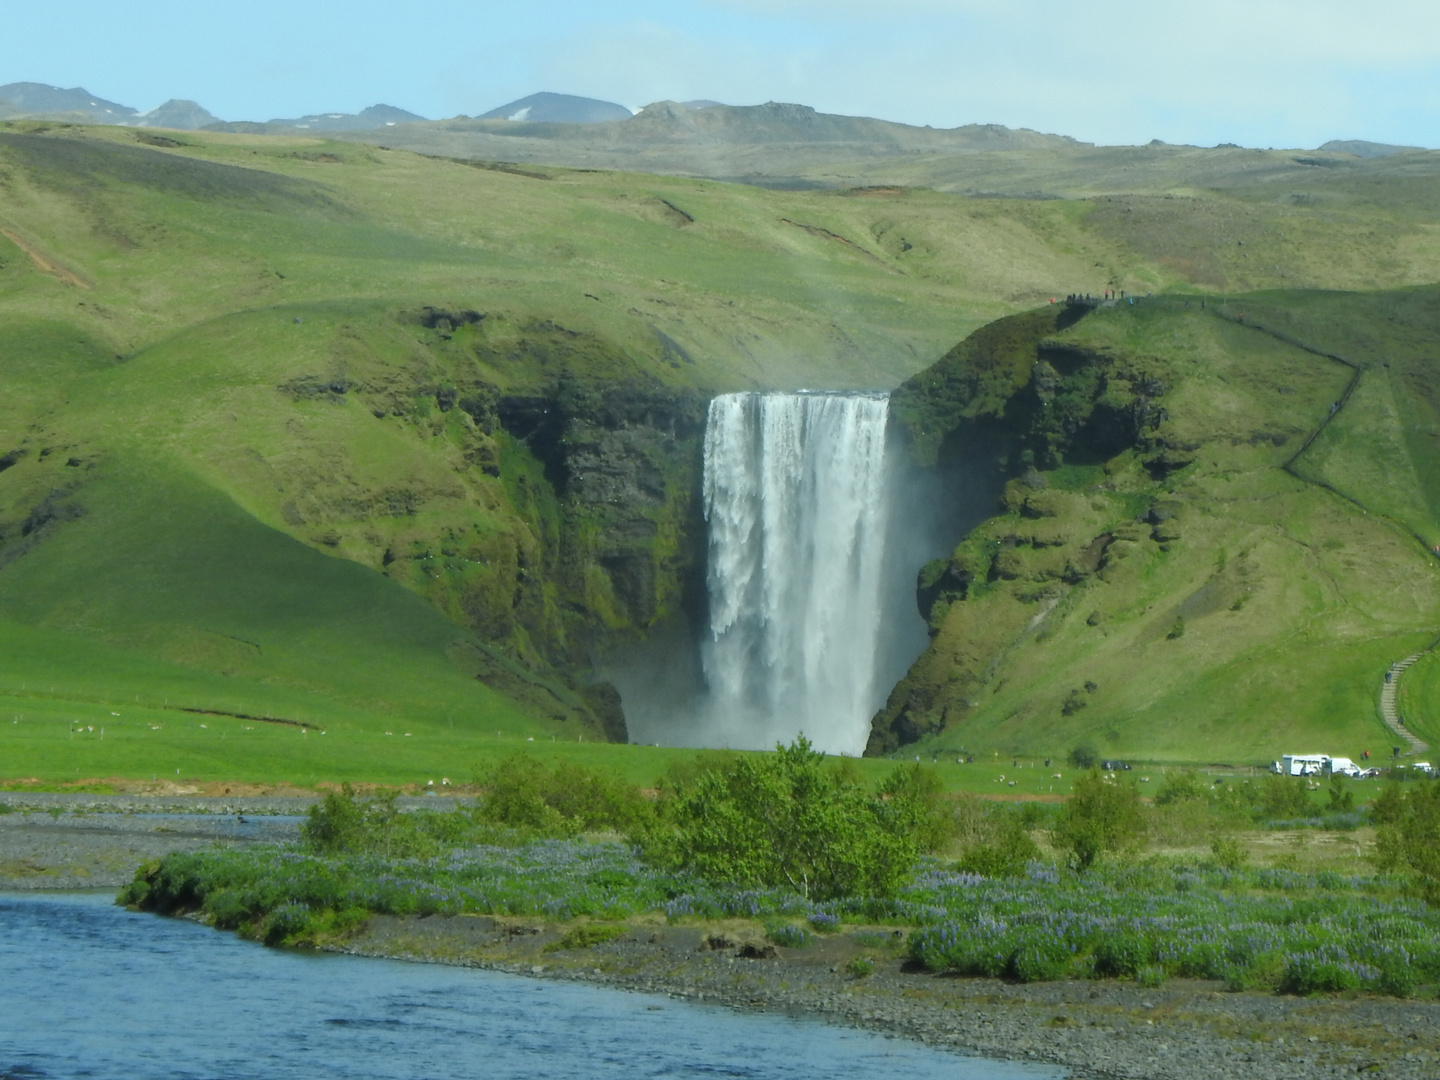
[0,891,1065,1080]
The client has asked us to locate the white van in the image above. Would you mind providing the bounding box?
[1272,754,1330,776]
[1327,757,1363,778]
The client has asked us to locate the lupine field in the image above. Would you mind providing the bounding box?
[124,837,1440,999]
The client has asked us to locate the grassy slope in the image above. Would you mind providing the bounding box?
[878,292,1440,764]
[3,122,1440,781]
[344,121,1440,299]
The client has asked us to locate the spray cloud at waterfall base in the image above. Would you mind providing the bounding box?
[619,391,945,756]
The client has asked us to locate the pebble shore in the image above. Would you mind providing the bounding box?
[339,913,1440,1080]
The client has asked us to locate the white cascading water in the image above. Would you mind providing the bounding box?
[700,392,892,755]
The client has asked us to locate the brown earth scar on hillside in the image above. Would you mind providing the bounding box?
[778,218,892,268]
[0,224,91,289]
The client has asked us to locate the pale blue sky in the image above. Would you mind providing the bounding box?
[3,0,1436,148]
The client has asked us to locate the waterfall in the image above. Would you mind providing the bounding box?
[699,392,893,755]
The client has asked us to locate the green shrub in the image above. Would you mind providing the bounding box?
[879,763,955,852]
[636,737,945,900]
[1373,781,1440,903]
[1068,742,1100,770]
[1210,836,1249,871]
[1154,769,1208,806]
[1253,775,1313,821]
[479,754,650,836]
[1136,964,1167,989]
[302,785,382,853]
[955,810,1040,878]
[1051,770,1146,872]
[1370,782,1407,826]
[847,956,875,978]
[1327,774,1355,813]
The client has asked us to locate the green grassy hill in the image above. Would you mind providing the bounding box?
[873,289,1440,764]
[2,119,1439,782]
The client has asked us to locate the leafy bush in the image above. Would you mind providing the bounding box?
[954,808,1040,878]
[1210,836,1249,871]
[1051,770,1146,872]
[1373,780,1440,904]
[847,956,875,977]
[1252,775,1314,821]
[1154,769,1208,806]
[807,912,841,933]
[1369,782,1407,826]
[302,785,485,858]
[1068,741,1099,770]
[635,738,946,899]
[1136,964,1167,989]
[1327,774,1355,812]
[479,754,650,836]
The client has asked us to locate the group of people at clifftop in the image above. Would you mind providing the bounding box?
[1063,289,1126,303]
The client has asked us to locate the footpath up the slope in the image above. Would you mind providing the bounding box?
[1381,655,1430,756]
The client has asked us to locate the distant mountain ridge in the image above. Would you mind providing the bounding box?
[0,82,137,122]
[205,104,428,134]
[0,80,1433,160]
[1319,139,1424,159]
[476,92,631,124]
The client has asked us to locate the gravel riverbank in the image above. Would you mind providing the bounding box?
[334,914,1440,1080]
[0,793,473,888]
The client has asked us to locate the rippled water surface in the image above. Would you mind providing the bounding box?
[1,891,1064,1080]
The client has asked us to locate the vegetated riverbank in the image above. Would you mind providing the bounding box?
[121,836,1440,1080]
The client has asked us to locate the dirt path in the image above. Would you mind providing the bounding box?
[1381,655,1431,756]
[0,223,91,288]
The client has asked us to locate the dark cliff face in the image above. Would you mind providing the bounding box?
[496,376,709,662]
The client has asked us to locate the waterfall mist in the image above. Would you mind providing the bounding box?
[615,390,956,756]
